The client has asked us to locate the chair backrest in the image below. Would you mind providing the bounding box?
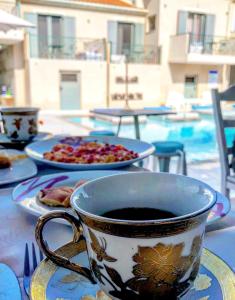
[212,85,235,178]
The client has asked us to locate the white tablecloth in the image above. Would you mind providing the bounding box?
[1,165,235,298]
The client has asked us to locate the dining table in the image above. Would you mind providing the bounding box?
[1,161,235,299]
[90,108,175,140]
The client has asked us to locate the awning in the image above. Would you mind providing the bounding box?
[0,9,35,31]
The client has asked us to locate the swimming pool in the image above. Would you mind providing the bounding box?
[70,115,235,162]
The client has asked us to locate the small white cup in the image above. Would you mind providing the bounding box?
[0,107,39,141]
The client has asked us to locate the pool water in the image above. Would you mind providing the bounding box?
[70,115,235,162]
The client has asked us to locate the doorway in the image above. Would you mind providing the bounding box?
[60,72,81,110]
[184,76,198,98]
[117,22,134,55]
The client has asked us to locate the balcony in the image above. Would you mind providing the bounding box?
[109,43,160,64]
[28,35,107,61]
[169,34,235,65]
[28,34,160,64]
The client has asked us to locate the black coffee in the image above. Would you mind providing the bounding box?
[102,207,177,221]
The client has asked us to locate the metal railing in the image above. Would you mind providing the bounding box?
[28,34,160,64]
[109,42,161,64]
[29,34,107,60]
[187,33,235,55]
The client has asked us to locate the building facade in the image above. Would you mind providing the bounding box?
[1,0,235,109]
[144,0,235,105]
[0,0,162,110]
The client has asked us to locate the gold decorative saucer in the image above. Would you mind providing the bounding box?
[31,241,235,300]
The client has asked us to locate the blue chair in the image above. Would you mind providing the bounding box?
[152,141,187,174]
[89,130,115,136]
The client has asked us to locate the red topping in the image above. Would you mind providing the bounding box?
[43,141,139,164]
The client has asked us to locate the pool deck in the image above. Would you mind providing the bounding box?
[39,113,222,191]
[37,113,235,232]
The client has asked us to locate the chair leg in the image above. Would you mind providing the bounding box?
[182,152,187,175]
[221,180,230,199]
[158,157,171,172]
[152,156,158,172]
[176,150,187,175]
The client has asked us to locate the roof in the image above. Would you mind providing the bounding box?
[77,0,134,8]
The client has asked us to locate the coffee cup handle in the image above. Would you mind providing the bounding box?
[35,211,96,283]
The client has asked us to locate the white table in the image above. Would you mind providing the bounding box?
[1,164,235,299]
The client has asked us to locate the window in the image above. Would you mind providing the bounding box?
[187,13,206,44]
[178,11,215,53]
[38,15,48,57]
[184,76,197,99]
[117,22,134,55]
[38,15,63,58]
[148,15,156,33]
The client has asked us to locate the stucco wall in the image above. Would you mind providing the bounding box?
[21,3,145,40]
[145,0,230,101]
[109,63,161,107]
[0,0,16,13]
[168,64,223,99]
[27,59,161,109]
[144,0,159,48]
[0,42,26,106]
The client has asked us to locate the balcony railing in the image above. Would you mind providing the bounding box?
[109,42,161,64]
[188,33,235,55]
[28,34,160,64]
[28,34,107,60]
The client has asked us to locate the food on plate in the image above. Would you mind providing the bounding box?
[37,186,73,208]
[11,154,28,161]
[0,155,11,169]
[43,141,138,164]
[0,153,28,169]
[37,179,87,208]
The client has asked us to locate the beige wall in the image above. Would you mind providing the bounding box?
[27,59,161,109]
[144,0,160,48]
[0,0,16,13]
[169,64,223,98]
[21,3,145,41]
[145,0,231,101]
[109,63,161,107]
[0,42,26,106]
[20,1,157,110]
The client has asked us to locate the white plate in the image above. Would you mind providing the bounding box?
[12,170,230,226]
[0,149,37,185]
[25,136,155,170]
[12,170,125,224]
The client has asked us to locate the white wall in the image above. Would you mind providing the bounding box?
[0,0,16,13]
[27,59,106,109]
[144,0,230,101]
[0,42,26,106]
[21,3,145,40]
[27,59,161,109]
[109,63,161,107]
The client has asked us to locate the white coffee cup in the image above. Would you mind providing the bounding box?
[0,107,39,141]
[36,172,219,299]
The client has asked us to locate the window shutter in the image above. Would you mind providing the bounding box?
[205,14,215,36]
[177,11,188,34]
[63,16,76,58]
[204,15,215,53]
[108,21,118,55]
[134,23,144,48]
[24,13,38,57]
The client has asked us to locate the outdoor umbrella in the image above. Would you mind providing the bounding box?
[0,9,35,31]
